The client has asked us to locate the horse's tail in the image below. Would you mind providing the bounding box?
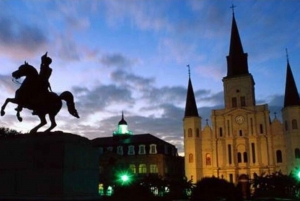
[59,91,80,118]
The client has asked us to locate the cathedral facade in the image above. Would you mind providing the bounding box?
[183,13,300,184]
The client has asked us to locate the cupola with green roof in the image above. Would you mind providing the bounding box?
[113,112,133,135]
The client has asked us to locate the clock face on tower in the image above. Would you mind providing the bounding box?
[235,115,244,124]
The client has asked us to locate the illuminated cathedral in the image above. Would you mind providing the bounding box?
[183,12,300,184]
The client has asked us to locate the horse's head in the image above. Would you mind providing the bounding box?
[12,61,38,79]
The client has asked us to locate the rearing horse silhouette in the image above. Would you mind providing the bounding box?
[1,62,79,133]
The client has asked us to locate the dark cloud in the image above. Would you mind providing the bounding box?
[110,69,154,90]
[100,53,138,68]
[0,16,47,51]
[73,84,135,117]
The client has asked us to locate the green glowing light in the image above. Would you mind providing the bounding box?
[121,174,129,182]
[297,171,300,179]
[116,171,133,185]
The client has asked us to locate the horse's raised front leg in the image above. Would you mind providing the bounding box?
[44,114,57,133]
[30,114,47,133]
[1,98,19,117]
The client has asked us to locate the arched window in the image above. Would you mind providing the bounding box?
[139,164,147,174]
[206,153,211,166]
[292,119,298,129]
[237,152,242,163]
[189,153,193,163]
[188,128,193,137]
[276,150,283,163]
[129,164,136,173]
[295,148,300,159]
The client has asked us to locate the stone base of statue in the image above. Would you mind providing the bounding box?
[0,131,99,200]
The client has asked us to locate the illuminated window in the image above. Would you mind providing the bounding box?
[129,164,136,173]
[138,145,146,155]
[189,154,193,163]
[139,164,147,174]
[188,128,193,137]
[232,97,237,107]
[150,164,158,173]
[292,119,298,129]
[276,150,282,163]
[149,144,157,154]
[206,153,211,166]
[117,146,123,155]
[295,148,300,159]
[128,145,135,155]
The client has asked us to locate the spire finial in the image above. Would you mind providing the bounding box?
[122,111,124,119]
[274,112,277,119]
[230,4,236,15]
[286,48,289,63]
[206,119,209,125]
[187,64,191,78]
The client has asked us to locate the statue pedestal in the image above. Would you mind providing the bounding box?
[0,131,99,200]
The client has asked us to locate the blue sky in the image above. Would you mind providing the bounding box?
[0,0,300,155]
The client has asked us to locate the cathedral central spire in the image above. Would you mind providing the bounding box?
[226,12,249,77]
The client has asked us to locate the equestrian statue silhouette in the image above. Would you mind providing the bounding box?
[1,53,79,133]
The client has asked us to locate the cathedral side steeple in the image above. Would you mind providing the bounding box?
[283,59,300,107]
[226,13,249,77]
[184,77,199,117]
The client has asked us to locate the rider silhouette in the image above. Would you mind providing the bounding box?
[15,52,53,115]
[39,52,52,93]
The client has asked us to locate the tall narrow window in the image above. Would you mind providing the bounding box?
[237,152,242,163]
[243,152,248,163]
[189,154,193,163]
[206,153,211,166]
[259,124,264,134]
[219,127,223,137]
[229,174,233,183]
[276,150,283,163]
[227,120,230,136]
[149,144,157,154]
[138,145,146,155]
[295,148,300,159]
[239,130,243,136]
[188,128,193,137]
[228,144,232,164]
[250,118,253,134]
[251,143,256,163]
[285,121,288,131]
[240,96,246,107]
[128,145,135,155]
[117,146,123,155]
[196,128,200,137]
[292,119,298,129]
[232,97,237,107]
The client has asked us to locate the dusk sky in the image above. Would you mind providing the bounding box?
[0,0,300,155]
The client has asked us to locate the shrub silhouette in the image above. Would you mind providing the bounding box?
[190,177,242,201]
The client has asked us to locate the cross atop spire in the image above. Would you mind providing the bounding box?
[187,64,191,78]
[286,48,289,63]
[230,4,236,15]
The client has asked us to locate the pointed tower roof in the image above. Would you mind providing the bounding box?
[184,77,199,117]
[226,13,249,77]
[118,111,127,125]
[284,60,300,107]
